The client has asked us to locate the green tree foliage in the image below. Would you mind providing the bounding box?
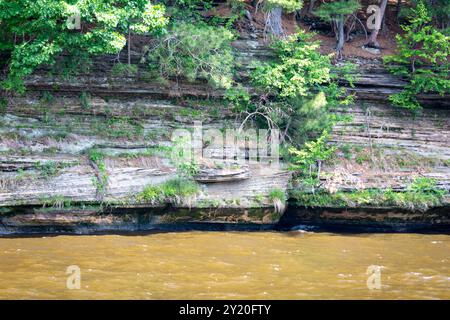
[264,0,303,12]
[384,1,449,111]
[162,0,214,22]
[314,0,360,17]
[289,129,336,181]
[145,23,235,88]
[247,31,353,145]
[244,31,354,185]
[404,0,450,30]
[116,0,167,65]
[252,32,331,98]
[0,0,166,93]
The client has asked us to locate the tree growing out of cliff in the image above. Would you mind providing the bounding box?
[115,0,167,67]
[315,0,360,60]
[257,0,303,39]
[0,0,166,93]
[384,0,449,111]
[289,129,336,186]
[247,31,353,145]
[145,23,235,89]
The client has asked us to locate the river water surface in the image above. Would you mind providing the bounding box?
[0,231,449,299]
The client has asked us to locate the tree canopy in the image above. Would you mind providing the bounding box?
[0,0,166,92]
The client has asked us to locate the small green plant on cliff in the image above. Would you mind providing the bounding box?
[291,177,447,212]
[111,63,138,77]
[145,23,235,89]
[40,195,72,209]
[40,91,54,105]
[408,176,446,196]
[80,92,91,109]
[384,1,450,112]
[88,148,108,194]
[169,134,200,178]
[0,97,7,114]
[269,188,287,213]
[289,130,336,183]
[92,116,144,139]
[137,177,200,205]
[36,160,60,178]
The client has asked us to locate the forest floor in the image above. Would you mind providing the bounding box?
[299,21,398,59]
[212,1,403,60]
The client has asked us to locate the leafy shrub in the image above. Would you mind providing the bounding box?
[146,23,235,88]
[400,0,450,30]
[40,195,72,209]
[225,85,251,113]
[289,130,336,181]
[252,31,332,99]
[111,63,138,77]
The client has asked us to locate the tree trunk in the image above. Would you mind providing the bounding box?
[367,0,388,48]
[308,0,316,14]
[265,6,284,38]
[317,160,321,181]
[396,0,401,19]
[336,16,345,60]
[127,29,131,66]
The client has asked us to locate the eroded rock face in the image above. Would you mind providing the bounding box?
[194,163,250,183]
[0,206,280,234]
[324,102,450,192]
[0,40,449,233]
[278,206,450,232]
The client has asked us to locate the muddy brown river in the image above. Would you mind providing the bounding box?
[0,231,449,299]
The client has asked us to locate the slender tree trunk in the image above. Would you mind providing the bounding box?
[127,29,131,66]
[336,16,345,60]
[396,0,401,19]
[265,6,284,38]
[308,0,316,14]
[367,0,388,48]
[317,161,321,181]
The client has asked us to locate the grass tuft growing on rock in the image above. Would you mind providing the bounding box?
[269,188,287,214]
[137,177,200,205]
[291,178,447,212]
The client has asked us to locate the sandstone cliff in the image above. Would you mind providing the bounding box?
[0,39,448,232]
